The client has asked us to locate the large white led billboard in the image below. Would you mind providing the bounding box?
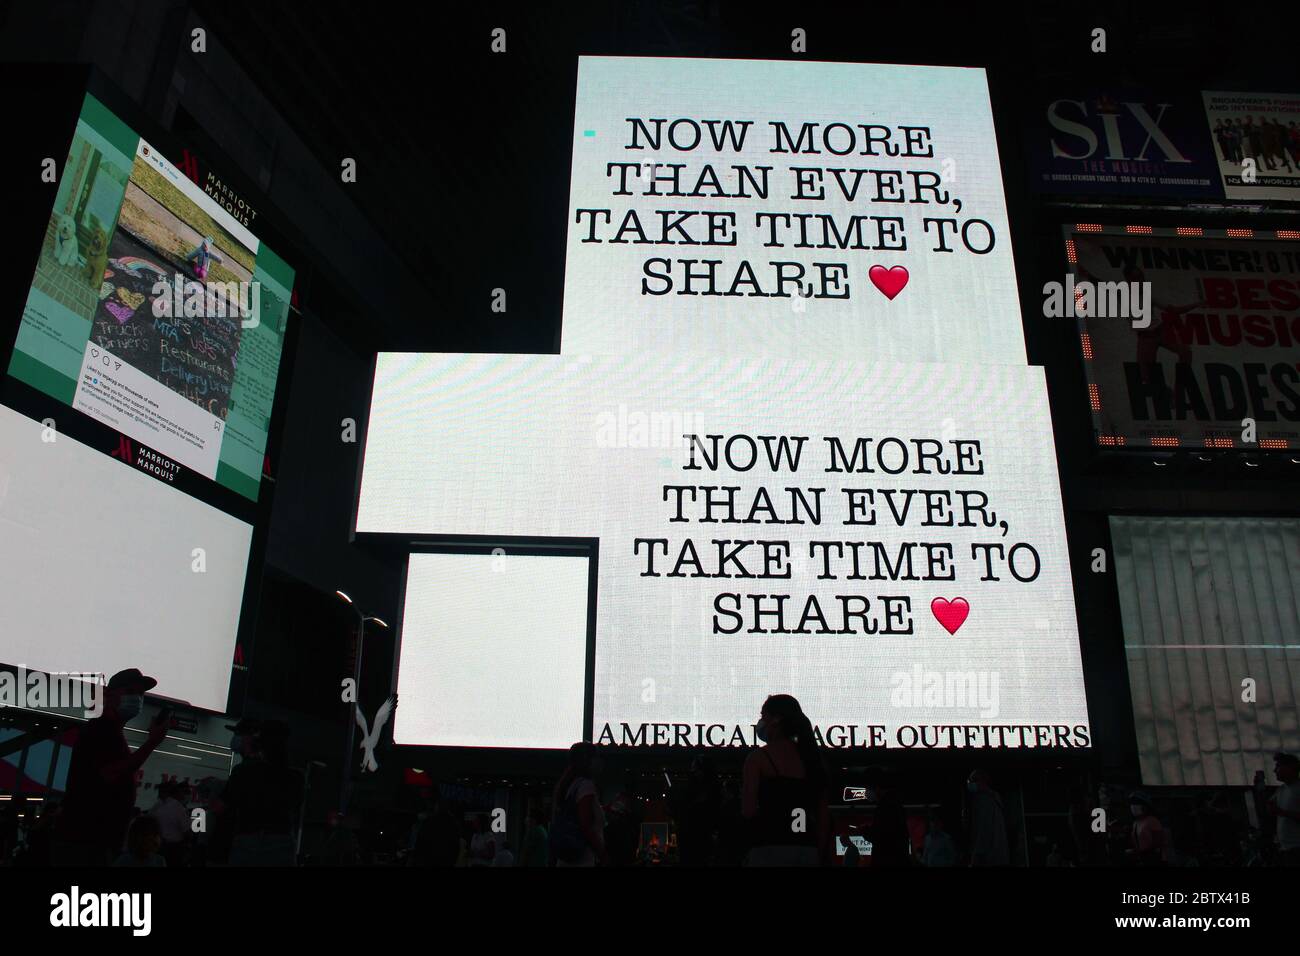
[562,57,1026,364]
[0,404,253,712]
[359,353,1091,750]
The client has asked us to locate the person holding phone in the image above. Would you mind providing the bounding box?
[55,669,169,866]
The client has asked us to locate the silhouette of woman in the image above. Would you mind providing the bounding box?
[741,694,828,865]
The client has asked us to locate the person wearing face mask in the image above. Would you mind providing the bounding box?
[219,719,302,866]
[203,717,259,865]
[225,716,261,764]
[741,694,829,865]
[55,669,169,866]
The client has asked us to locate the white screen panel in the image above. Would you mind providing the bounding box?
[394,552,590,749]
[0,404,252,711]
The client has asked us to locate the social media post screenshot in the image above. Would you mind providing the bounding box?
[9,93,293,501]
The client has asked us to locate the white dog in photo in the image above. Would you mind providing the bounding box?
[53,213,79,266]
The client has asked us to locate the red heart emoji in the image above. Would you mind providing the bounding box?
[930,597,969,635]
[868,264,909,300]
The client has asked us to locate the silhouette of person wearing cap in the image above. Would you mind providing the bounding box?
[54,669,169,866]
[216,718,302,866]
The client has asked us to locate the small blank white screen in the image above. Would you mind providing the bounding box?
[393,551,590,749]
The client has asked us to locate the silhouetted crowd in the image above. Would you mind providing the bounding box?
[4,681,1300,867]
[400,697,1300,868]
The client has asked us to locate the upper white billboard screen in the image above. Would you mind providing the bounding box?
[562,57,1025,364]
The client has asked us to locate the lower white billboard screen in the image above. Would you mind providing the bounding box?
[395,552,590,749]
[0,404,251,712]
[362,353,1091,750]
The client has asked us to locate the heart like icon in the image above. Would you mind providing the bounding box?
[930,597,970,635]
[868,264,909,300]
[90,348,100,359]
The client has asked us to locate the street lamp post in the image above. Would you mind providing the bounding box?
[336,590,388,814]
